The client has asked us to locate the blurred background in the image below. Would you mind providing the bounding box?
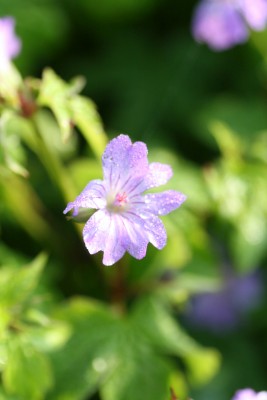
[0,0,267,399]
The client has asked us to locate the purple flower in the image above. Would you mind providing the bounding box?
[64,134,186,266]
[232,388,267,400]
[0,17,21,69]
[191,0,267,51]
[186,269,263,333]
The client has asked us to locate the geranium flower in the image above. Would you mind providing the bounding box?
[64,134,186,266]
[0,16,21,71]
[191,0,267,51]
[232,388,267,400]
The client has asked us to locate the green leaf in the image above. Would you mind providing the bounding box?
[192,96,267,149]
[0,253,47,308]
[68,158,102,192]
[130,296,220,386]
[130,296,198,356]
[185,348,221,386]
[0,111,29,177]
[38,69,107,157]
[48,297,182,400]
[24,319,72,353]
[47,298,120,400]
[100,347,171,400]
[69,96,107,158]
[3,337,53,400]
[38,69,74,142]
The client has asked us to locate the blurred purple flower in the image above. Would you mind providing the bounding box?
[0,17,21,69]
[64,134,186,266]
[187,269,263,333]
[191,0,267,51]
[232,388,267,400]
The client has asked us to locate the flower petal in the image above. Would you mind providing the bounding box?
[240,0,267,30]
[83,210,126,266]
[142,190,187,216]
[143,214,167,249]
[102,134,149,194]
[125,211,167,250]
[63,179,106,216]
[232,388,257,400]
[120,215,149,259]
[134,162,173,193]
[0,17,21,61]
[192,1,248,51]
[102,134,132,186]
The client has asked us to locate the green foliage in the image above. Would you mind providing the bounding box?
[38,69,107,157]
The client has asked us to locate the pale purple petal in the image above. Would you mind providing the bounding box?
[63,179,106,216]
[142,191,187,216]
[143,214,167,249]
[239,0,267,30]
[257,393,267,400]
[135,162,173,193]
[102,134,131,186]
[83,210,126,265]
[192,1,248,51]
[0,17,21,63]
[119,141,149,195]
[120,215,149,259]
[124,211,166,250]
[232,389,257,400]
[102,134,149,194]
[102,215,127,266]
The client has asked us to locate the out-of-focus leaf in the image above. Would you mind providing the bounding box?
[0,64,22,106]
[3,337,53,400]
[251,131,267,162]
[38,69,74,142]
[230,221,267,272]
[0,252,47,308]
[0,385,19,400]
[0,111,29,177]
[24,319,72,353]
[185,348,221,386]
[48,297,188,400]
[69,96,107,158]
[100,348,171,400]
[209,120,243,161]
[47,298,120,400]
[192,96,267,148]
[130,296,220,385]
[68,158,102,192]
[0,170,56,244]
[149,148,211,213]
[38,69,107,157]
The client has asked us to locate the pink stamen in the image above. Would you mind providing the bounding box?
[115,192,128,206]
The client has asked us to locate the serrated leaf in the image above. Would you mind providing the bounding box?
[38,68,73,142]
[69,96,107,158]
[38,69,107,157]
[48,297,185,400]
[3,337,53,400]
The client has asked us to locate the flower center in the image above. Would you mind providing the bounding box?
[107,191,129,213]
[114,192,128,206]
